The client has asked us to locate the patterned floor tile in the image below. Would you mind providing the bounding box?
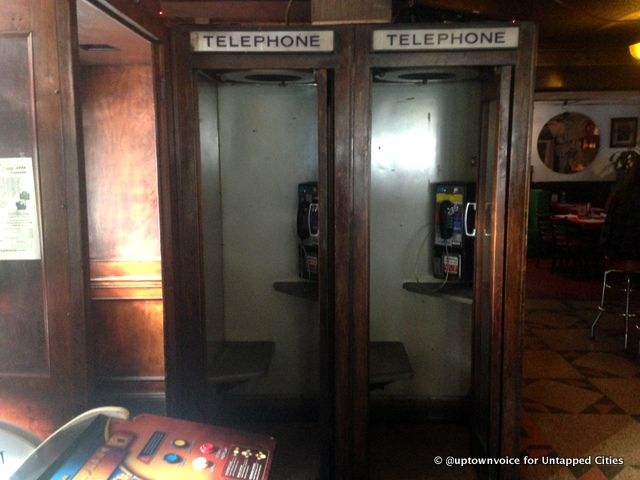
[525,333,550,350]
[581,399,627,416]
[572,353,640,378]
[588,421,640,466]
[589,379,640,415]
[612,466,640,479]
[563,378,602,392]
[521,463,576,480]
[597,463,626,479]
[528,309,584,329]
[524,350,585,379]
[523,291,639,480]
[526,298,571,312]
[523,380,603,414]
[534,328,620,352]
[527,413,633,459]
[575,466,609,480]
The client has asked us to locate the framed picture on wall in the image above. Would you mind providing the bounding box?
[610,117,638,147]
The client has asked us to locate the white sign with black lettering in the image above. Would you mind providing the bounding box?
[191,31,334,53]
[0,157,41,260]
[373,27,519,51]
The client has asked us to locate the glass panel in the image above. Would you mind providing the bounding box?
[198,69,322,475]
[0,36,47,375]
[369,67,482,477]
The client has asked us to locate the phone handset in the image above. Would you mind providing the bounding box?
[464,202,477,237]
[297,200,310,239]
[439,200,455,240]
[308,202,319,238]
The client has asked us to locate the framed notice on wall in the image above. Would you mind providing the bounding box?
[0,157,41,260]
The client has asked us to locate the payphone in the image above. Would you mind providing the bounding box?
[433,182,475,283]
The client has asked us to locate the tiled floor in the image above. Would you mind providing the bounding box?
[521,297,640,480]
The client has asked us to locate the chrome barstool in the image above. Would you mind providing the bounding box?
[590,259,640,352]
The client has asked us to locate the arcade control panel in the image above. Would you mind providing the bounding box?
[36,414,276,480]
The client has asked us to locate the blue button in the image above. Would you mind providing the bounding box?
[164,453,182,464]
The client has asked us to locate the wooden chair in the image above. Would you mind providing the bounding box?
[550,220,589,277]
[536,213,555,268]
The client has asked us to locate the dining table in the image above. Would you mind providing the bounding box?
[552,213,607,231]
[550,212,606,276]
[550,202,606,217]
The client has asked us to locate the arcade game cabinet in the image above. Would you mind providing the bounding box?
[12,414,276,480]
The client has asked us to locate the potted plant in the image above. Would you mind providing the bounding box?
[609,145,640,182]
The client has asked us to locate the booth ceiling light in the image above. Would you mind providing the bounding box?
[79,43,119,52]
[629,42,640,60]
[373,68,479,84]
[215,69,316,85]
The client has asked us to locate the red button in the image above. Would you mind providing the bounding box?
[200,442,216,454]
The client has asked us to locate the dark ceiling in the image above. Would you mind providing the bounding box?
[158,0,640,50]
[410,0,640,48]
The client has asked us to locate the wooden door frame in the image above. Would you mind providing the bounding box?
[167,25,354,478]
[351,23,536,479]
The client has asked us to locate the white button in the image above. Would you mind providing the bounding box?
[192,456,210,471]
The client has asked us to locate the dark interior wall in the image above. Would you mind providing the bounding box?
[531,181,615,208]
[80,64,164,403]
[536,65,640,92]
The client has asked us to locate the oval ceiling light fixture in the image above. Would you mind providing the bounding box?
[373,68,479,84]
[629,42,640,60]
[216,69,316,85]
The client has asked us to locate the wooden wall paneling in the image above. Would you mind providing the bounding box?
[91,298,164,375]
[81,64,161,260]
[0,262,47,374]
[0,0,30,32]
[311,0,391,24]
[80,61,164,403]
[89,260,164,389]
[161,1,311,24]
[0,0,89,434]
[0,34,47,376]
[89,0,177,412]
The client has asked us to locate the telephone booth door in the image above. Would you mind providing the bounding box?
[351,24,536,479]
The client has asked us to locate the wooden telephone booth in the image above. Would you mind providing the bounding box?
[350,24,536,479]
[168,26,352,479]
[167,22,535,480]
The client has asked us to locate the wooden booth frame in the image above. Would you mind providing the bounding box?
[349,23,537,480]
[167,25,353,479]
[167,22,536,480]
